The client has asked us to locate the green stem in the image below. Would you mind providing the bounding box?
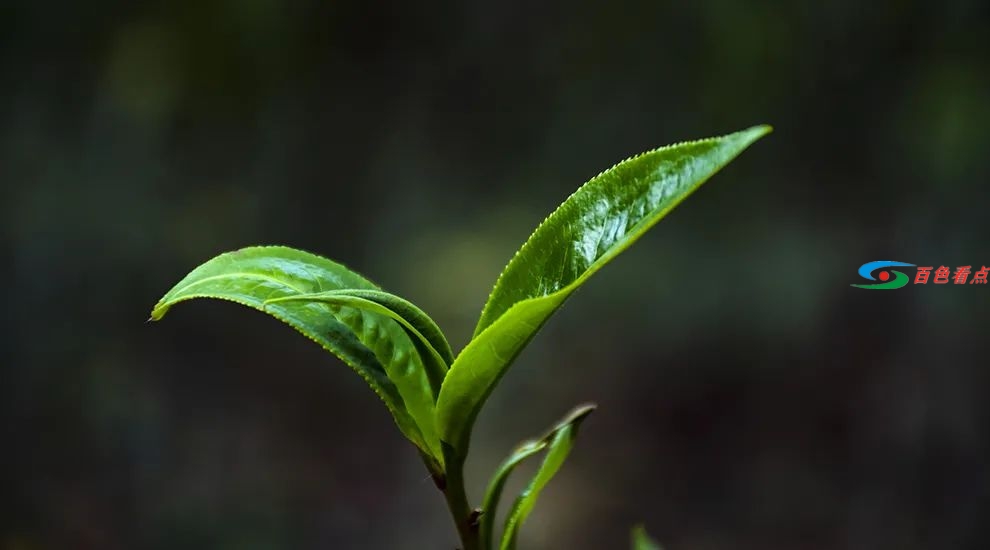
[440,444,479,550]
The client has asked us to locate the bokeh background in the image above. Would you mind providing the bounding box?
[3,1,989,549]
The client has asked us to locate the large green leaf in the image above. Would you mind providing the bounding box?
[479,404,595,550]
[436,126,771,455]
[498,405,595,550]
[150,246,444,465]
[631,525,662,550]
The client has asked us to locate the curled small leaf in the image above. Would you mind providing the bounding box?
[495,404,596,550]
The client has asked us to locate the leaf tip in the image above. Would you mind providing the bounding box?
[567,402,598,422]
[148,302,169,322]
[733,124,773,146]
[550,402,597,434]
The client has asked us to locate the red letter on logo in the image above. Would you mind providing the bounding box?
[934,266,950,284]
[915,267,933,284]
[953,266,972,284]
[972,267,989,285]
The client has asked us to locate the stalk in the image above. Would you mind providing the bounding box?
[439,445,480,550]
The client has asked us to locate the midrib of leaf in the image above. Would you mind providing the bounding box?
[152,272,305,318]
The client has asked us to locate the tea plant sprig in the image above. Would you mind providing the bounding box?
[150,125,770,549]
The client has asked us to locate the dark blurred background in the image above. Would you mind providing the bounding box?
[3,1,989,549]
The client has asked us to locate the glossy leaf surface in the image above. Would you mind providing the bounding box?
[498,405,595,550]
[265,289,453,392]
[437,126,771,454]
[150,246,443,462]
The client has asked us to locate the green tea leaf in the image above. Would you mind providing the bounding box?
[150,246,443,465]
[436,126,770,455]
[480,404,595,550]
[343,289,455,367]
[479,440,543,550]
[265,288,452,397]
[475,125,773,335]
[631,525,662,550]
[499,405,595,550]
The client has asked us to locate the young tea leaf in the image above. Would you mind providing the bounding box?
[150,246,444,466]
[480,404,595,550]
[479,440,544,550]
[631,525,662,550]
[436,126,771,455]
[265,288,452,396]
[498,405,595,550]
